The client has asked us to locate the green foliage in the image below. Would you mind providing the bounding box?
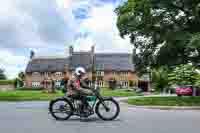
[168,64,197,86]
[18,71,25,80]
[16,87,44,91]
[0,91,63,101]
[152,66,169,91]
[129,80,134,87]
[100,88,143,97]
[0,80,14,85]
[0,89,143,101]
[108,78,117,90]
[0,69,7,80]
[116,0,200,72]
[194,74,200,88]
[14,78,24,88]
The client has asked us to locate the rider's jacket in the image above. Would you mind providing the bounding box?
[67,76,91,96]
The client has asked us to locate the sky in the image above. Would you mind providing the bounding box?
[0,0,133,79]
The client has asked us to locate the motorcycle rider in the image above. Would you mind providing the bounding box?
[67,67,93,117]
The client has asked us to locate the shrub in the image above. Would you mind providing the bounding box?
[0,80,15,85]
[129,80,134,87]
[16,87,44,91]
[168,64,197,86]
[152,66,169,92]
[108,78,117,90]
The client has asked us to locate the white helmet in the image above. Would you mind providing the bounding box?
[75,67,86,76]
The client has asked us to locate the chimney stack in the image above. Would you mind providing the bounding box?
[91,45,95,54]
[69,45,73,56]
[30,50,35,59]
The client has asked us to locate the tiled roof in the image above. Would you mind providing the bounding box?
[26,58,69,73]
[95,53,134,71]
[69,52,93,70]
[26,52,134,73]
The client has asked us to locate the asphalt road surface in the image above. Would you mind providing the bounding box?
[0,101,200,133]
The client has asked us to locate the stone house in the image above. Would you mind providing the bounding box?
[25,46,139,89]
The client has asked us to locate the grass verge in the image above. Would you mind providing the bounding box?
[101,88,143,97]
[127,96,200,106]
[0,91,63,101]
[0,88,142,101]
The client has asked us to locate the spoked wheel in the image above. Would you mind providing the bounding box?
[95,98,120,121]
[49,98,73,120]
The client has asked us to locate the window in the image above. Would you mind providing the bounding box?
[96,71,104,76]
[32,72,40,77]
[44,72,49,77]
[121,72,128,77]
[55,72,63,77]
[112,71,117,76]
[88,80,92,87]
[97,81,104,87]
[32,82,41,87]
[121,81,129,88]
[55,80,61,87]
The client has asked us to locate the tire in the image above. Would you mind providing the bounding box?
[95,98,120,121]
[49,98,73,120]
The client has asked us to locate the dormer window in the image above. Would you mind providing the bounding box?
[55,72,63,77]
[32,72,40,77]
[44,72,49,77]
[96,71,104,76]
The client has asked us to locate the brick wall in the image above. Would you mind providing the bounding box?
[25,70,138,88]
[0,84,15,91]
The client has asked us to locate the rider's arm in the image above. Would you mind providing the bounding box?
[80,79,91,90]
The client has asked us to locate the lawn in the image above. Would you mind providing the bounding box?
[0,88,142,101]
[127,96,200,106]
[0,91,63,101]
[101,88,143,97]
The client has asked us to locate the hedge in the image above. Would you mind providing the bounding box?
[0,80,15,85]
[16,87,44,91]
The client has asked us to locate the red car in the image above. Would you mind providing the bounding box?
[176,86,193,96]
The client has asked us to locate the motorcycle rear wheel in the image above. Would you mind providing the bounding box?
[49,98,73,120]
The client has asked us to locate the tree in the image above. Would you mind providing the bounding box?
[116,0,200,73]
[18,71,25,80]
[0,68,7,80]
[168,64,197,86]
[152,66,169,92]
[15,71,25,88]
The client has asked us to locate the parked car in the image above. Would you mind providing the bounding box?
[176,85,193,96]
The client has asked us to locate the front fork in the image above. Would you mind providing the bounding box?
[97,96,110,112]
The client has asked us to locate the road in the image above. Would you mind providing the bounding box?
[0,101,200,133]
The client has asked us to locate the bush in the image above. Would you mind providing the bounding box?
[108,79,117,90]
[152,66,169,92]
[0,80,15,85]
[168,64,197,86]
[16,87,44,91]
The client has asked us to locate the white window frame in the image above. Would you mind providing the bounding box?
[96,71,104,76]
[32,72,40,77]
[121,81,129,88]
[101,71,104,76]
[55,80,61,87]
[32,81,41,87]
[44,72,49,77]
[98,81,104,87]
[55,72,63,77]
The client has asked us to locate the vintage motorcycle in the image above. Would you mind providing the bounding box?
[49,86,120,121]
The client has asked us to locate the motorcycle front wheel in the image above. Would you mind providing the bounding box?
[95,98,120,121]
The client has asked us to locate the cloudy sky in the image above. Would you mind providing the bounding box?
[0,0,133,79]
